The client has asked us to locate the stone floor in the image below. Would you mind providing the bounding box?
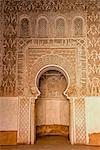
[1,136,100,150]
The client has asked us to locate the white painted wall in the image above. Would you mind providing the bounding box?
[85,96,100,143]
[0,97,18,131]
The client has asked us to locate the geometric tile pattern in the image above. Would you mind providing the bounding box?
[17,97,30,144]
[75,98,86,144]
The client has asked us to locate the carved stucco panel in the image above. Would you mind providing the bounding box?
[17,97,31,144]
[28,54,77,97]
[17,37,87,98]
[75,98,86,144]
[0,0,3,96]
[1,0,99,145]
[2,0,17,96]
[87,3,100,96]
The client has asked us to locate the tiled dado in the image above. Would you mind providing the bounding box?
[0,131,17,145]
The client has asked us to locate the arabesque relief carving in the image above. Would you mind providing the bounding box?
[0,0,99,145]
[87,3,100,96]
[0,0,99,97]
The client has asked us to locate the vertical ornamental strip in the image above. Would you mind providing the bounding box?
[2,0,17,96]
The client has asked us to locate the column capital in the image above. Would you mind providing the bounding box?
[31,87,40,99]
[30,97,36,105]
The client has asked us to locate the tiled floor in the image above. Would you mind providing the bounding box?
[1,136,100,150]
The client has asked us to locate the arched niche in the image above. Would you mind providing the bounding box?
[73,17,84,37]
[56,18,65,37]
[36,65,70,97]
[20,18,30,37]
[36,68,70,138]
[37,17,48,38]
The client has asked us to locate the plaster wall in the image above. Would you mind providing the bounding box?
[85,97,100,144]
[0,97,18,131]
